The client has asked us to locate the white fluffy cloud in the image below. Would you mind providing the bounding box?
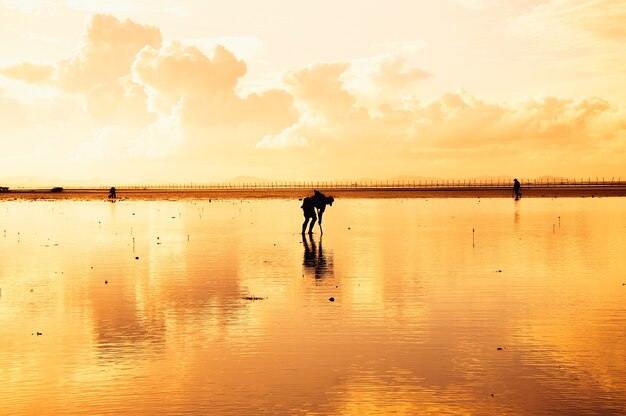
[259,61,626,177]
[56,13,162,92]
[1,11,626,181]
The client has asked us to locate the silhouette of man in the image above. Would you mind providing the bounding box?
[301,190,334,234]
[109,187,116,199]
[513,179,521,200]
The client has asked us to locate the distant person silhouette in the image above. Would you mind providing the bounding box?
[301,190,334,234]
[513,179,521,200]
[109,187,116,199]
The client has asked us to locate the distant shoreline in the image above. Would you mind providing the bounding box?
[1,186,626,200]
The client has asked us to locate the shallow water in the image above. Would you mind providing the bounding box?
[1,197,626,415]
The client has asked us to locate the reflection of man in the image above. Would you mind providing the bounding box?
[302,234,332,279]
[303,233,317,269]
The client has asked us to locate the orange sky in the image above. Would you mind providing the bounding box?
[1,0,625,184]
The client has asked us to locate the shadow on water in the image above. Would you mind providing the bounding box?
[302,233,333,280]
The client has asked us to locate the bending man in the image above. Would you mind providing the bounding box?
[301,190,334,234]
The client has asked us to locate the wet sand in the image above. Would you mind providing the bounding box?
[2,197,626,414]
[1,186,626,200]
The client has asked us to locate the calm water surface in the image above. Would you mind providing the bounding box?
[1,197,626,415]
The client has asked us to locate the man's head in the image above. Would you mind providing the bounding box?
[326,196,334,206]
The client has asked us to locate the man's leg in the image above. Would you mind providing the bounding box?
[308,217,316,234]
[302,217,309,234]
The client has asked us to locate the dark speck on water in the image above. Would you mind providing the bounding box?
[242,296,265,301]
[329,297,335,302]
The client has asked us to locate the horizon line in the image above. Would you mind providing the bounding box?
[2,177,625,191]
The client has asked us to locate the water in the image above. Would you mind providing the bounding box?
[1,197,626,415]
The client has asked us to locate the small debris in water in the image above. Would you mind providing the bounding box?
[135,256,139,260]
[497,270,502,273]
[37,332,42,336]
[329,297,335,302]
[242,296,265,301]
[105,280,108,284]
[497,347,503,350]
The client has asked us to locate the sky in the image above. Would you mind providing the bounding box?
[1,0,625,184]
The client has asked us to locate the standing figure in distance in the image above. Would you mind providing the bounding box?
[513,178,521,200]
[301,190,334,234]
[109,187,117,199]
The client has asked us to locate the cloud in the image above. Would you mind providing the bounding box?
[0,62,53,84]
[85,75,155,126]
[406,93,621,150]
[512,0,626,58]
[56,13,162,92]
[186,36,265,64]
[260,69,626,178]
[530,0,626,41]
[285,62,356,119]
[2,12,626,181]
[0,14,162,125]
[132,41,246,107]
[2,14,298,168]
[256,125,309,149]
[371,55,431,91]
[132,39,297,158]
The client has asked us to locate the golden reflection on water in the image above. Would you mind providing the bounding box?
[1,198,626,415]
